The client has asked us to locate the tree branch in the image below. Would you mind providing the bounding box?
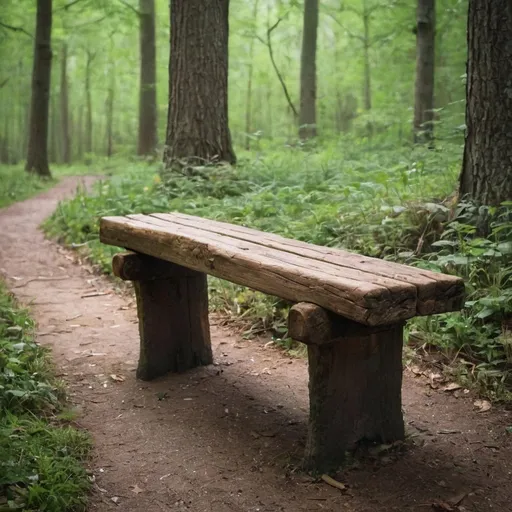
[117,0,141,16]
[262,17,298,118]
[0,21,32,38]
[0,78,9,89]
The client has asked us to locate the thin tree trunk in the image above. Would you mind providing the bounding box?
[25,0,52,177]
[49,94,58,163]
[106,68,115,158]
[299,0,319,140]
[459,0,512,206]
[85,50,94,156]
[138,0,158,156]
[77,105,83,160]
[362,12,372,111]
[413,0,435,143]
[244,0,259,151]
[164,0,236,168]
[60,43,71,164]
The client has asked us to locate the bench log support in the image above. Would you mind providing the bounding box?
[289,303,405,471]
[113,252,212,380]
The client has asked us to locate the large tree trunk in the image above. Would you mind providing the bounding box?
[138,0,158,156]
[163,0,236,168]
[60,43,71,164]
[25,0,52,177]
[413,0,435,143]
[85,51,94,156]
[459,1,512,206]
[298,0,319,140]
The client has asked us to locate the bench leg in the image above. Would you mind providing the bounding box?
[305,324,404,470]
[133,272,212,380]
[288,303,405,471]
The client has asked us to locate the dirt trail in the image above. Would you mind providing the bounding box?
[0,177,511,512]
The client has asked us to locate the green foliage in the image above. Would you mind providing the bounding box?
[0,282,91,511]
[0,166,54,209]
[410,201,512,397]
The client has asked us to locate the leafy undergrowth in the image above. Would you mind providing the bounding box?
[0,166,54,209]
[0,281,91,511]
[42,139,512,398]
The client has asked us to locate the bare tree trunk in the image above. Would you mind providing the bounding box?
[60,43,71,164]
[138,0,158,156]
[362,12,372,111]
[77,105,83,160]
[459,0,512,206]
[85,50,94,156]
[49,93,58,163]
[106,68,115,158]
[413,0,435,143]
[25,0,52,177]
[245,0,259,150]
[163,0,236,168]
[299,0,319,140]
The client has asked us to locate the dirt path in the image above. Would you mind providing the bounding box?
[1,178,511,512]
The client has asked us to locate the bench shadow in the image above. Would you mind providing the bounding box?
[129,353,497,511]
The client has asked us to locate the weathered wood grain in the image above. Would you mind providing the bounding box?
[301,304,405,470]
[100,216,416,326]
[99,212,465,326]
[112,252,196,281]
[134,269,212,380]
[153,212,465,315]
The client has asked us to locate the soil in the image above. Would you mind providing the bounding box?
[0,177,511,512]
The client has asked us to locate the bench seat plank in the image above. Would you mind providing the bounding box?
[99,213,464,326]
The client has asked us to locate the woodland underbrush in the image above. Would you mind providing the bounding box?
[0,281,91,512]
[41,139,512,399]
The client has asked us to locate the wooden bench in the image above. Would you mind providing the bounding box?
[99,212,465,471]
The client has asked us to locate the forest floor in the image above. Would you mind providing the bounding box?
[0,178,511,512]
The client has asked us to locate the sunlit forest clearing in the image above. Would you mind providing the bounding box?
[1,0,511,511]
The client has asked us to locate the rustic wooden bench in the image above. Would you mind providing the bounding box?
[99,212,464,471]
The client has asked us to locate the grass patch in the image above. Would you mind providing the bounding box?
[42,139,512,397]
[0,281,91,511]
[0,166,55,209]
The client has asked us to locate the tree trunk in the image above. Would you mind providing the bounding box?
[298,0,319,140]
[49,93,58,163]
[106,56,115,158]
[77,105,83,160]
[138,0,158,156]
[60,43,71,164]
[459,1,512,206]
[244,0,259,150]
[163,0,236,169]
[362,12,372,111]
[25,0,52,177]
[85,51,94,156]
[413,0,435,143]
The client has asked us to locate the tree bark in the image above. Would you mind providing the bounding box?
[459,0,512,206]
[138,0,158,156]
[77,104,83,160]
[106,61,115,158]
[60,43,71,164]
[413,0,435,143]
[25,0,52,177]
[164,0,236,168]
[299,0,319,140]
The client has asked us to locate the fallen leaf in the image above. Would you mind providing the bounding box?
[443,383,462,392]
[447,491,467,506]
[321,474,346,491]
[110,374,125,383]
[130,484,144,494]
[111,496,120,504]
[474,399,492,412]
